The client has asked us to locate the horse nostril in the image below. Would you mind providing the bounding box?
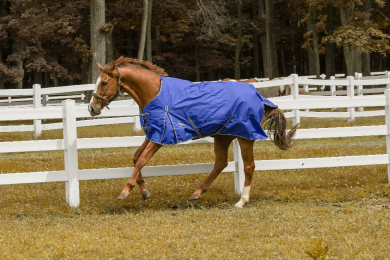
[89,104,96,115]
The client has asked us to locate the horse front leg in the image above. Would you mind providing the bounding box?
[133,139,151,200]
[118,141,162,200]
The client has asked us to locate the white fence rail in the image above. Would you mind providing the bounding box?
[1,75,390,207]
[2,72,390,136]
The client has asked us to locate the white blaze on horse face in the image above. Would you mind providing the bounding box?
[234,185,251,209]
[90,77,101,104]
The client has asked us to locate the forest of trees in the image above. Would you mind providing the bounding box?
[1,0,390,89]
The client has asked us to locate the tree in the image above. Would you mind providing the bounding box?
[265,0,279,79]
[234,0,242,80]
[146,0,153,63]
[325,3,336,80]
[252,0,260,77]
[362,0,371,77]
[87,0,106,102]
[258,0,269,78]
[306,5,320,80]
[328,0,390,76]
[138,0,149,60]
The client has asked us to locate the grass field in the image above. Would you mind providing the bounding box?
[1,114,390,259]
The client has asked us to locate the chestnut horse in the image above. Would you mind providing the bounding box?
[89,57,297,209]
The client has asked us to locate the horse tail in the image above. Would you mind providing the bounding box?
[263,105,298,150]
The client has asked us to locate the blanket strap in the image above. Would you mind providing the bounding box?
[165,106,179,144]
[159,107,167,143]
[187,117,203,138]
[213,114,235,136]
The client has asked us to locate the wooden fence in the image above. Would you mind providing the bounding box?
[1,74,390,207]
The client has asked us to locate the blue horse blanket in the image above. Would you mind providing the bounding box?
[140,76,277,145]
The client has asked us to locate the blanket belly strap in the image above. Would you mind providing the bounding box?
[213,114,235,136]
[165,106,178,144]
[187,117,203,138]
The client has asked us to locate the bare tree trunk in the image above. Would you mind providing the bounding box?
[15,55,23,89]
[280,41,287,76]
[0,47,4,89]
[325,4,336,82]
[195,44,200,81]
[34,71,42,86]
[307,6,320,83]
[252,0,259,77]
[234,0,242,80]
[362,0,371,77]
[265,0,279,79]
[125,30,133,57]
[88,0,106,102]
[279,3,287,76]
[155,26,161,55]
[138,0,149,61]
[355,49,362,73]
[106,31,114,63]
[258,0,269,78]
[343,45,355,76]
[44,72,50,88]
[146,0,153,63]
[52,55,58,87]
[340,2,355,76]
[81,9,90,85]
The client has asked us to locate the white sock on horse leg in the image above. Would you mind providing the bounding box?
[234,185,251,208]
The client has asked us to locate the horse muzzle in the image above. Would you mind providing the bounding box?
[88,104,101,116]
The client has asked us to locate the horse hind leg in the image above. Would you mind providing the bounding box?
[189,135,235,200]
[234,137,255,209]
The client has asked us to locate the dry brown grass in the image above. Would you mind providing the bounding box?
[1,116,390,259]
[0,202,389,259]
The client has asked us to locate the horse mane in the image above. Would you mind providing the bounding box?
[102,56,169,77]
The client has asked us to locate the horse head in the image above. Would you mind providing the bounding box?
[89,62,121,116]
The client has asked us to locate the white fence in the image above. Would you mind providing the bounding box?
[1,71,389,136]
[1,74,390,207]
[0,84,140,137]
[0,84,132,108]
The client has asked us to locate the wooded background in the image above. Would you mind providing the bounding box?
[0,0,389,89]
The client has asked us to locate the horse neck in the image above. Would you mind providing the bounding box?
[120,67,161,110]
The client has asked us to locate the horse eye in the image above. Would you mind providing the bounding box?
[102,81,107,87]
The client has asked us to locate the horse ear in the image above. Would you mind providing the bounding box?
[108,62,116,71]
[98,63,104,72]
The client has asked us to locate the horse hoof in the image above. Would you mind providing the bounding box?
[233,205,243,210]
[142,189,150,200]
[118,193,130,200]
[189,194,201,201]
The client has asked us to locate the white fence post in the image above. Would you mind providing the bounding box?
[321,74,326,91]
[62,100,80,207]
[356,73,363,112]
[330,76,337,112]
[303,78,309,112]
[291,74,300,126]
[385,89,390,183]
[42,94,48,106]
[347,76,355,122]
[233,138,244,194]
[386,71,390,89]
[130,99,141,131]
[330,76,336,96]
[33,84,42,138]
